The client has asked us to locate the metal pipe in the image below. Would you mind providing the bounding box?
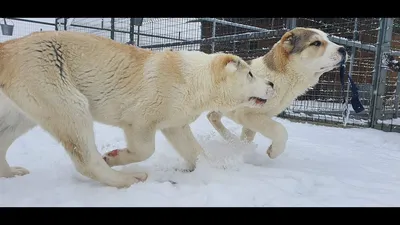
[393,71,400,118]
[63,18,67,30]
[65,23,185,42]
[211,18,216,53]
[192,18,271,32]
[141,29,286,49]
[137,26,141,46]
[110,18,115,40]
[129,18,134,44]
[9,18,56,26]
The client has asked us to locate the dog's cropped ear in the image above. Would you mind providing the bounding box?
[223,55,244,73]
[212,54,245,84]
[280,31,296,53]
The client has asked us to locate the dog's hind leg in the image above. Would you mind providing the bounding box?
[103,124,156,167]
[0,95,37,178]
[3,84,147,188]
[161,124,206,171]
[240,127,257,143]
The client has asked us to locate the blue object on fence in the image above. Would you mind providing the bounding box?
[340,63,365,114]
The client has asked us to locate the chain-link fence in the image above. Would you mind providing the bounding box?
[55,18,202,51]
[0,18,55,43]
[2,17,400,133]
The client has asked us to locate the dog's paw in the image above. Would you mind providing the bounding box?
[207,111,222,122]
[103,149,123,167]
[109,172,148,189]
[266,143,285,159]
[0,166,30,178]
[131,172,148,182]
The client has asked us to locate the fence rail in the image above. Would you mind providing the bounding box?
[1,17,399,133]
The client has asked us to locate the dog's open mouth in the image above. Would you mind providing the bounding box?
[249,97,267,105]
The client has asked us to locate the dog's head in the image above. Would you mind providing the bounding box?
[211,53,275,110]
[273,27,348,74]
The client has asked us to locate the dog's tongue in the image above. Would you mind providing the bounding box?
[256,99,264,104]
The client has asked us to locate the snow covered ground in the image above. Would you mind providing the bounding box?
[1,112,400,207]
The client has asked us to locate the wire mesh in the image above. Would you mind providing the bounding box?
[199,18,286,60]
[62,18,202,51]
[373,18,400,132]
[0,18,55,43]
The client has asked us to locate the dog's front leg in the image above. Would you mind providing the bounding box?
[161,124,206,171]
[238,113,288,159]
[103,124,156,167]
[240,127,257,143]
[207,111,240,142]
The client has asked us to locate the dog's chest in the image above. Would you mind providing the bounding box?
[264,78,316,116]
[156,112,201,129]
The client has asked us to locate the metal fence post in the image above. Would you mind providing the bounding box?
[211,18,216,53]
[129,18,134,45]
[286,18,296,30]
[370,18,394,128]
[110,18,115,40]
[137,25,140,46]
[63,18,67,31]
[394,71,400,118]
[343,18,359,126]
[55,18,59,31]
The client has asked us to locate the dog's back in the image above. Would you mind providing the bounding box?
[1,31,156,122]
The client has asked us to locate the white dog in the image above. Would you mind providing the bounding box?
[207,27,348,159]
[0,31,275,188]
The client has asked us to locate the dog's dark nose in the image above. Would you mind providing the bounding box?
[338,47,346,58]
[267,81,274,88]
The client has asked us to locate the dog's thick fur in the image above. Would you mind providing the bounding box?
[207,27,348,159]
[0,31,275,188]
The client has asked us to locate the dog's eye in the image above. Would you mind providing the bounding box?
[248,71,254,78]
[310,41,322,47]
